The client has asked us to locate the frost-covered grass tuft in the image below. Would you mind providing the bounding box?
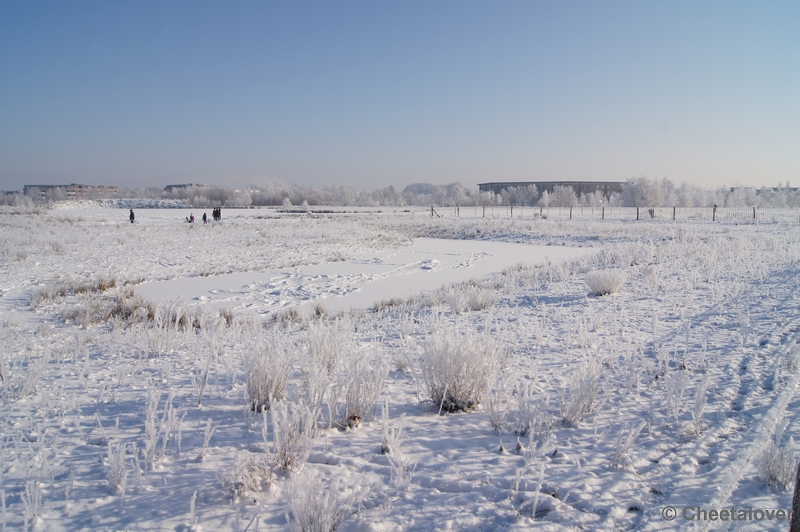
[245,333,294,412]
[270,399,315,472]
[485,376,512,432]
[284,474,370,532]
[761,438,797,490]
[585,269,627,296]
[307,319,353,375]
[341,355,388,428]
[223,451,272,496]
[1,348,51,400]
[560,358,602,425]
[272,306,302,325]
[610,421,645,468]
[420,332,500,413]
[444,285,497,314]
[380,399,403,455]
[29,275,118,309]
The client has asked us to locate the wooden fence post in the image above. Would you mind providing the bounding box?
[673,206,676,221]
[569,207,572,219]
[791,461,800,532]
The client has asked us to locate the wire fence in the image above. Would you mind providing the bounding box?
[428,206,800,223]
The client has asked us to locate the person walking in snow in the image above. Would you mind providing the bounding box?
[202,212,207,224]
[129,209,135,224]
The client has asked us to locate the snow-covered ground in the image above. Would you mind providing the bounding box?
[1,206,799,531]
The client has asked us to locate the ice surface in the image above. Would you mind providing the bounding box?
[136,237,588,315]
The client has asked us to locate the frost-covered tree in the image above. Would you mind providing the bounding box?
[622,177,664,207]
[580,191,605,207]
[538,190,551,207]
[370,185,404,206]
[227,189,252,208]
[400,182,473,206]
[726,187,758,207]
[477,190,497,209]
[606,192,623,207]
[550,185,578,207]
[332,185,357,206]
[498,185,538,207]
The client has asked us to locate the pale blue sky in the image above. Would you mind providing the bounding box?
[1,1,798,191]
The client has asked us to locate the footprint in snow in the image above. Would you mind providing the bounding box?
[420,259,438,270]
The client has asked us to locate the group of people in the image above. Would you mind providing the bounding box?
[128,208,222,225]
[186,208,221,224]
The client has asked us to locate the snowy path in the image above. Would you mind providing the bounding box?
[637,263,800,531]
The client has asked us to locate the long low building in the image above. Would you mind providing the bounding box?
[478,181,623,198]
[23,183,119,200]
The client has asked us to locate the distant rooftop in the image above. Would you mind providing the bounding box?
[164,183,210,192]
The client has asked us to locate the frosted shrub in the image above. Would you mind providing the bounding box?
[284,474,370,532]
[610,421,646,468]
[388,450,416,496]
[380,399,404,455]
[444,287,468,314]
[444,285,497,314]
[664,370,689,425]
[21,480,42,530]
[145,303,183,356]
[466,286,497,312]
[379,401,415,494]
[271,399,315,472]
[106,443,129,494]
[585,269,627,296]
[560,358,602,425]
[643,265,658,297]
[111,288,155,326]
[223,452,272,496]
[485,376,512,432]
[420,332,500,413]
[684,378,709,437]
[389,345,413,373]
[29,274,118,309]
[17,349,50,399]
[224,413,273,495]
[786,348,800,375]
[245,334,293,412]
[307,319,353,375]
[397,312,414,338]
[341,355,388,428]
[761,438,796,490]
[515,383,551,439]
[272,306,301,325]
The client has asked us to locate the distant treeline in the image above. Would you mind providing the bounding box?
[4,178,799,209]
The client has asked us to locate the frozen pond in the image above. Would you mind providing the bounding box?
[136,237,589,315]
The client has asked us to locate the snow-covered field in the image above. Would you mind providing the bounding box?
[1,206,799,531]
